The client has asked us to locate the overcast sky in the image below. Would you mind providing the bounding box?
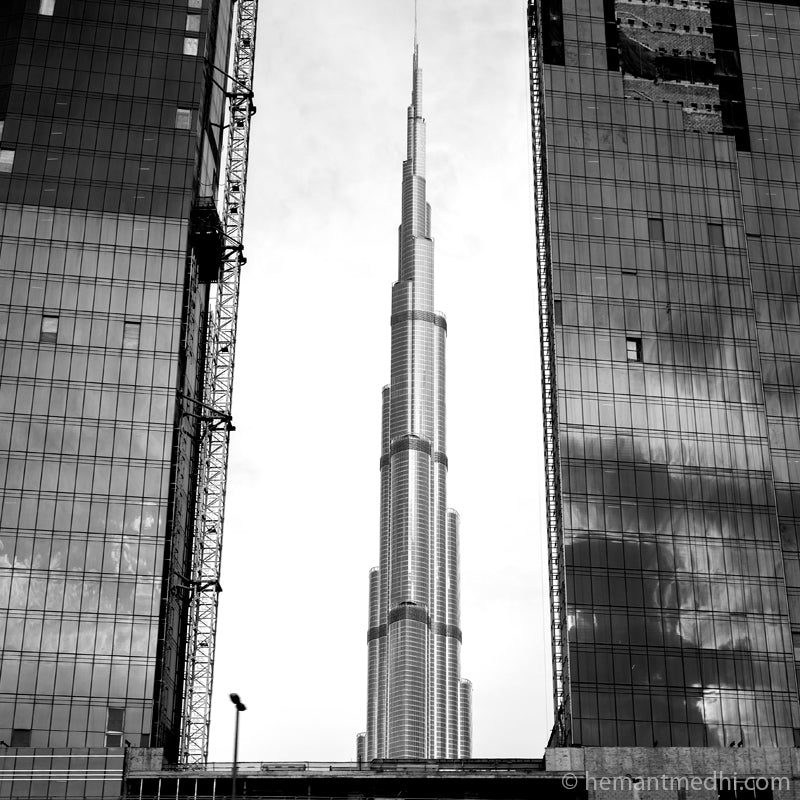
[206,1,551,762]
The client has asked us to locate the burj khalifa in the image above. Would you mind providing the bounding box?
[359,45,472,761]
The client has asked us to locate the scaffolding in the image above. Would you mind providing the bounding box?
[179,0,260,765]
[527,0,568,745]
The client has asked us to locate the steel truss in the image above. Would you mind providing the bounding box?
[527,0,568,744]
[179,0,260,765]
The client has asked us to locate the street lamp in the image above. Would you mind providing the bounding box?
[229,693,246,799]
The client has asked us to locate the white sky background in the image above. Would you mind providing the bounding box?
[207,1,551,762]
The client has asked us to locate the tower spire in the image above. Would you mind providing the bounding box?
[408,26,423,175]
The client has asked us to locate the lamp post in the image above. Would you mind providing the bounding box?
[229,693,246,799]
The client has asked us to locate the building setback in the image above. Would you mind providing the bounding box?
[0,0,234,761]
[529,0,800,747]
[361,45,471,760]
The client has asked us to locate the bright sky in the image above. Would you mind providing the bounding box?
[206,1,551,763]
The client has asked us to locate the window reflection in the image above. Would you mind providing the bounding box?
[544,0,800,743]
[0,0,234,753]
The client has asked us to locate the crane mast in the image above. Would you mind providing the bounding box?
[179,0,260,765]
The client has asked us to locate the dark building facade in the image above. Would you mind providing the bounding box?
[0,0,233,760]
[529,0,800,748]
[122,747,800,800]
[124,753,584,800]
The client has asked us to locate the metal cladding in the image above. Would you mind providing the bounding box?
[459,679,473,758]
[356,733,366,765]
[363,46,471,760]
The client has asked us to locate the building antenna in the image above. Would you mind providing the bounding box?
[414,0,418,48]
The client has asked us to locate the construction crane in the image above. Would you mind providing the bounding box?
[179,0,260,766]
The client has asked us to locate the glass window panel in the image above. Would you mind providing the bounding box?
[186,14,200,32]
[40,314,58,343]
[106,707,124,733]
[0,150,15,173]
[175,109,192,130]
[183,37,198,56]
[38,0,55,13]
[647,218,664,241]
[708,222,724,247]
[123,321,140,349]
[10,729,31,747]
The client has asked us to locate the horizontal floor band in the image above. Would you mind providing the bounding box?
[367,623,387,642]
[380,448,448,470]
[390,435,432,456]
[390,310,447,331]
[433,622,463,643]
[367,619,462,643]
[388,603,431,626]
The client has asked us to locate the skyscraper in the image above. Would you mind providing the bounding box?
[529,0,800,748]
[0,0,245,763]
[362,44,471,760]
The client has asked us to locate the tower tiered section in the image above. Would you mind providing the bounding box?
[361,46,471,761]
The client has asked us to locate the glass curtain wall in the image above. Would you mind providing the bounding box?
[0,0,232,759]
[529,0,800,748]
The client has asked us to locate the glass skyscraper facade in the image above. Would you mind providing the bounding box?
[0,0,233,760]
[361,46,471,760]
[529,0,800,748]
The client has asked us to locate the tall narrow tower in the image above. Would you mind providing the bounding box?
[361,45,471,761]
